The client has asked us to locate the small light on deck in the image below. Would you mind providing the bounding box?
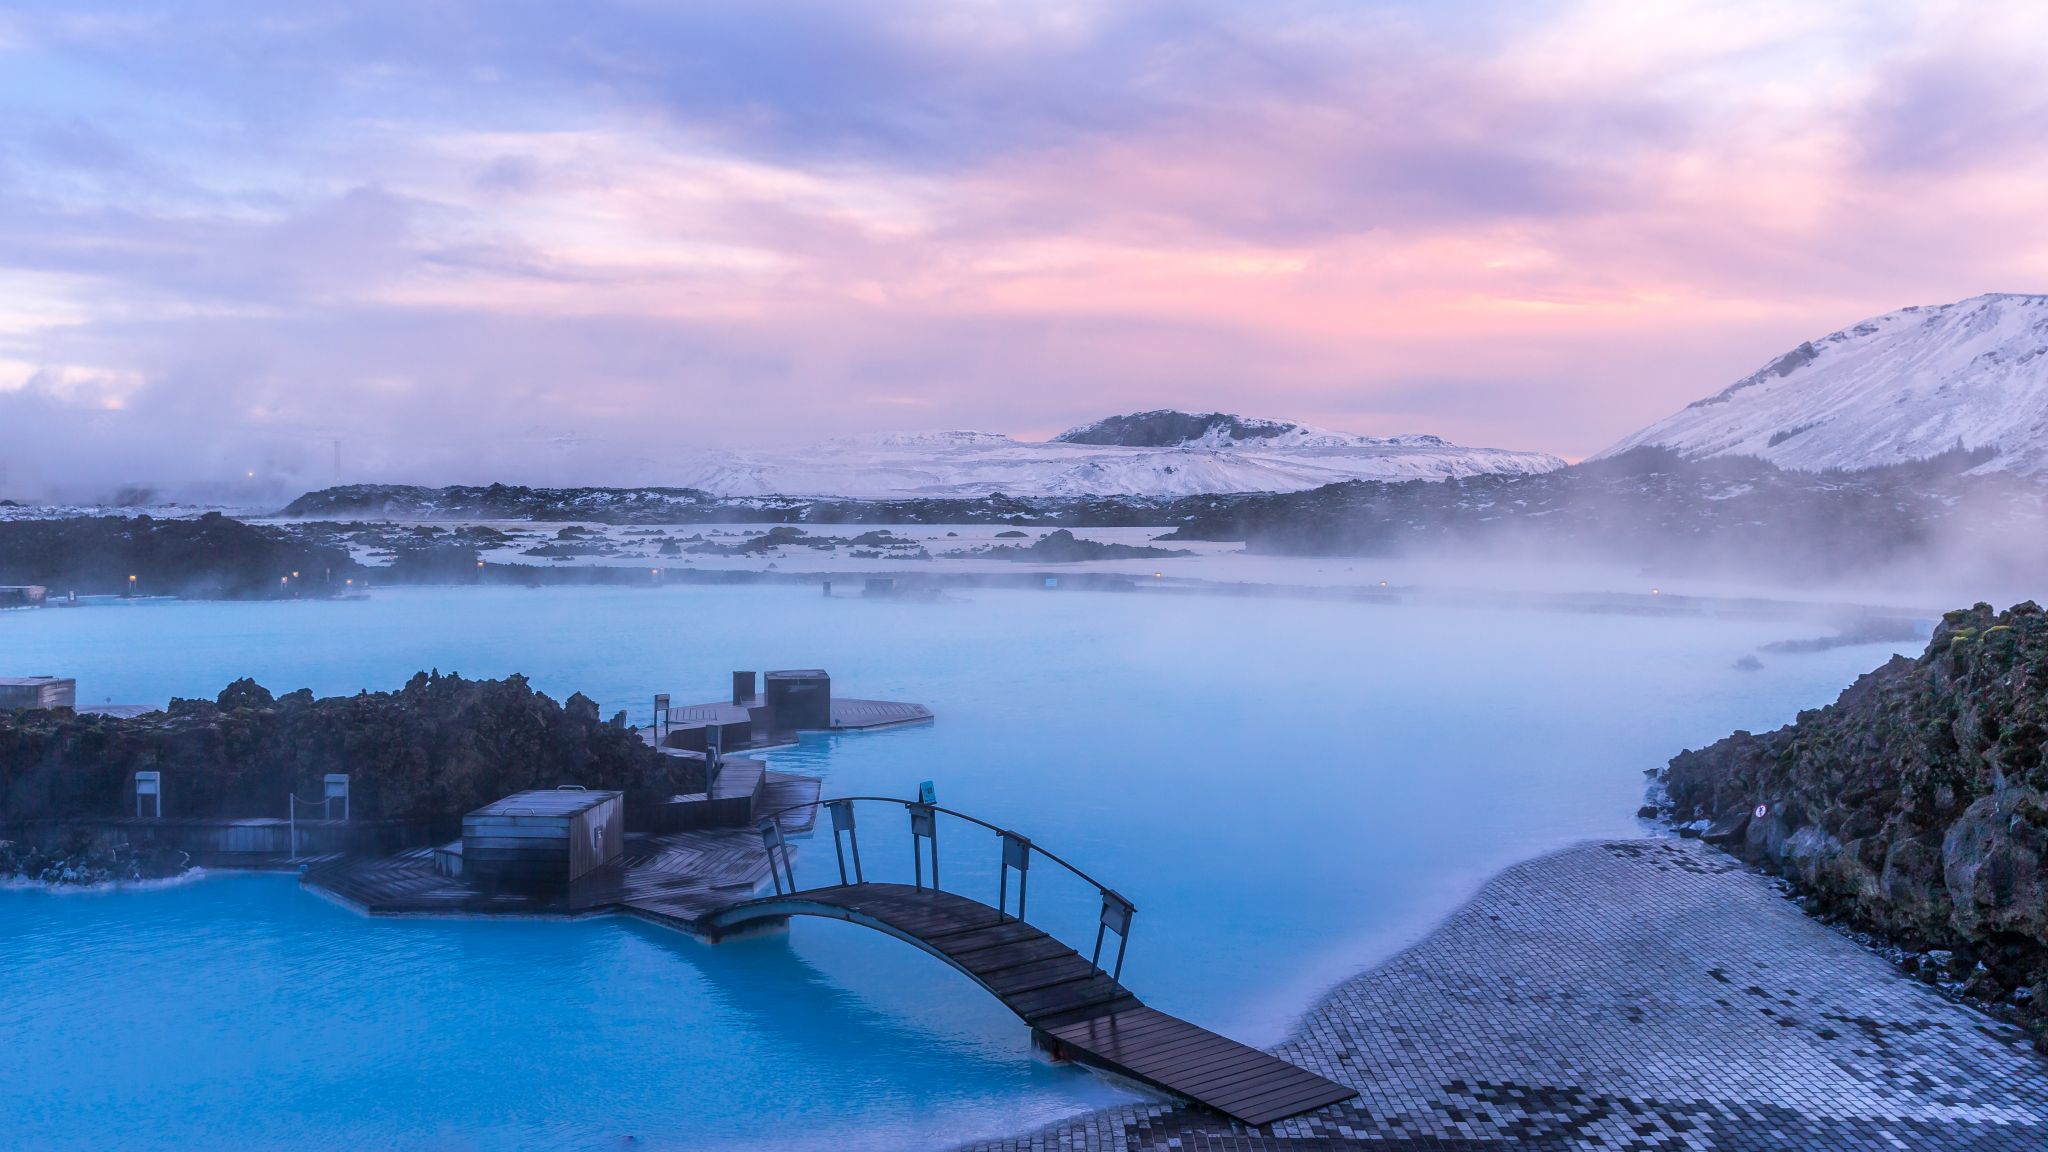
[245,470,254,478]
[1651,587,1661,596]
[291,571,300,579]
[1379,580,1389,587]
[1153,571,1162,579]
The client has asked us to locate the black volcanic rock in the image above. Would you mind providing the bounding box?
[1661,601,2048,1030]
[0,673,696,828]
[981,529,1192,563]
[281,482,724,522]
[0,512,360,597]
[1052,409,1297,447]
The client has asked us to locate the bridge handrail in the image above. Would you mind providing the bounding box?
[753,787,1138,975]
[763,794,1129,908]
[750,793,1137,980]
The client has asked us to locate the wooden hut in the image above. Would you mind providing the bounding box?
[461,787,624,888]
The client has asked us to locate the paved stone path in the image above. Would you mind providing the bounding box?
[972,838,2048,1151]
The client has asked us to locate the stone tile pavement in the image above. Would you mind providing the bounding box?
[970,839,2048,1151]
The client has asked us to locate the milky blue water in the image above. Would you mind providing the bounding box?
[0,584,1913,1150]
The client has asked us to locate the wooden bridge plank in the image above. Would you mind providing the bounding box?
[951,935,1075,973]
[1043,1006,1357,1126]
[1221,1077,1361,1123]
[1165,1059,1314,1100]
[925,920,1045,955]
[1008,976,1136,1023]
[977,955,1102,997]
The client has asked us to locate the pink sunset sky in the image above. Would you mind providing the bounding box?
[1,0,2046,497]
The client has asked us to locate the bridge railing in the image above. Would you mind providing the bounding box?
[756,796,1137,982]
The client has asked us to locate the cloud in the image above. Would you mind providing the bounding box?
[0,0,2046,501]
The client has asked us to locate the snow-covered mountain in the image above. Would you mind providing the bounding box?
[1599,293,2048,476]
[663,412,1563,498]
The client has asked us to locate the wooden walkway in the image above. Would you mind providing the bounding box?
[305,771,821,923]
[667,696,933,732]
[701,882,1355,1126]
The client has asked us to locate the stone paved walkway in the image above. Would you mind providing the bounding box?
[971,839,2048,1151]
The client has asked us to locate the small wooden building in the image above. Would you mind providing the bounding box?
[461,787,624,888]
[0,675,75,710]
[764,669,831,731]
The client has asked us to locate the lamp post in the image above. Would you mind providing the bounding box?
[126,574,137,598]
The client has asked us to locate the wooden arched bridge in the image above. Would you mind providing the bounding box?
[703,796,1358,1127]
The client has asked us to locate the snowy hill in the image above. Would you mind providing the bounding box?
[1599,293,2048,476]
[658,411,1561,498]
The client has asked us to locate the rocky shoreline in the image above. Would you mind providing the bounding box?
[1653,600,2048,1048]
[0,835,190,886]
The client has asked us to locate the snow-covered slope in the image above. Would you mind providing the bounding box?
[664,413,1562,498]
[1599,293,2048,476]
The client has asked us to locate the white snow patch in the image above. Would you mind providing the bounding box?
[1598,293,2048,477]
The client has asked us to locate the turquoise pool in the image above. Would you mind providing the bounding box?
[0,584,1907,1149]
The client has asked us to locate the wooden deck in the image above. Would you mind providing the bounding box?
[304,770,821,924]
[667,696,933,732]
[700,882,1356,1127]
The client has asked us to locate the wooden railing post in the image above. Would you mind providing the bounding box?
[758,819,795,895]
[907,802,937,891]
[827,799,863,886]
[998,832,1031,921]
[1091,891,1135,981]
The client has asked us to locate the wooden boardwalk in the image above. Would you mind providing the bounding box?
[305,771,821,924]
[701,882,1355,1126]
[667,696,933,732]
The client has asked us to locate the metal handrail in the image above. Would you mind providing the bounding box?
[755,794,1129,906]
[752,794,1138,979]
[286,792,340,859]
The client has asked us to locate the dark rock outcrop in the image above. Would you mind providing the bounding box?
[1661,601,2048,1032]
[980,529,1193,563]
[0,512,361,598]
[0,673,697,828]
[1052,410,1300,447]
[0,834,191,884]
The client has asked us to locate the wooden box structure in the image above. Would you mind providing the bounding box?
[764,669,831,731]
[0,676,76,711]
[461,788,624,889]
